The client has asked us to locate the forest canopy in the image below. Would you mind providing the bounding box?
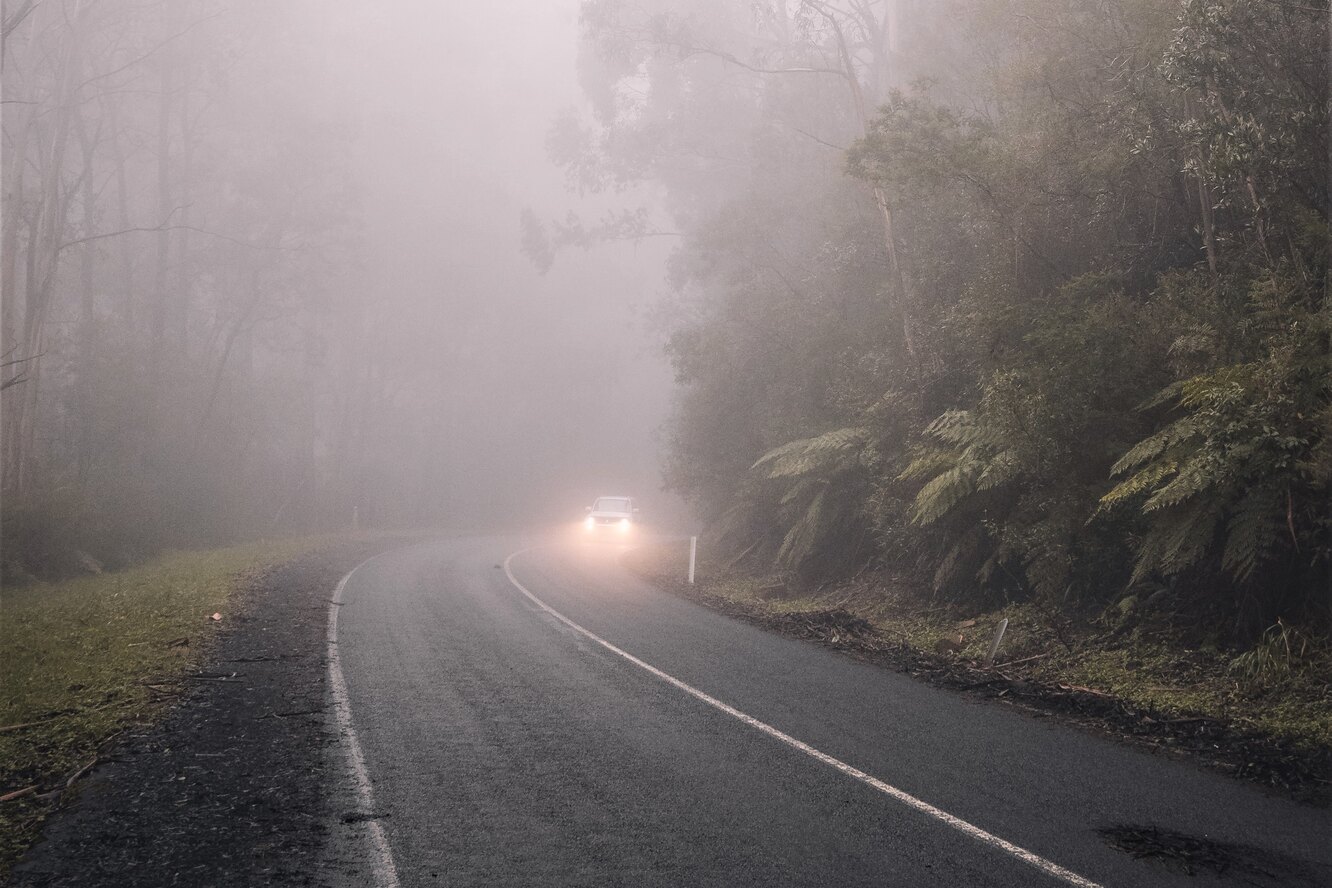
[545,0,1329,636]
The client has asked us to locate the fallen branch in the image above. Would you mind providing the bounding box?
[1058,683,1114,698]
[993,652,1050,670]
[0,785,37,803]
[0,697,134,734]
[65,758,97,789]
[260,708,323,720]
[30,755,103,803]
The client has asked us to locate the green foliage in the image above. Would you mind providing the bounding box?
[752,427,870,479]
[1229,619,1322,692]
[741,427,873,575]
[571,0,1329,636]
[1102,290,1330,595]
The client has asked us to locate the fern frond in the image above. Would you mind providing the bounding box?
[932,538,967,591]
[1177,364,1259,409]
[775,487,828,570]
[1221,485,1283,581]
[924,409,1007,449]
[1110,415,1201,476]
[923,409,973,444]
[912,464,975,525]
[779,479,816,507]
[1143,458,1217,512]
[975,449,1021,491]
[1137,378,1187,411]
[1129,498,1225,582]
[1098,461,1177,511]
[752,427,869,478]
[898,448,956,481]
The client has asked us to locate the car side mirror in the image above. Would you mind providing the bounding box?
[633,508,640,513]
[586,506,593,512]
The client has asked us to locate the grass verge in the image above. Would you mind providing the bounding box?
[0,537,335,878]
[625,539,1332,794]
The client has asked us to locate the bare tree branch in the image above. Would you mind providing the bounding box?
[672,41,849,80]
[0,348,42,392]
[1,0,38,49]
[790,126,848,152]
[57,211,304,255]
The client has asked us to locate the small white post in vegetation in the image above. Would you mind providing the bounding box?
[688,536,697,584]
[983,618,1009,669]
[352,505,360,531]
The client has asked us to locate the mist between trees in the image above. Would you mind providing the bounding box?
[2,0,677,582]
[3,0,1327,639]
[526,0,1329,639]
[2,1,399,580]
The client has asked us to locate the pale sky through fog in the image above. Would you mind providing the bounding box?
[339,1,681,526]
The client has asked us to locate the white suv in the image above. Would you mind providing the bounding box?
[584,496,638,535]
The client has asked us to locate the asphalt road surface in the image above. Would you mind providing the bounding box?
[330,533,1331,887]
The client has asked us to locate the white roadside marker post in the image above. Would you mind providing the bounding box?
[983,618,1009,668]
[688,536,697,584]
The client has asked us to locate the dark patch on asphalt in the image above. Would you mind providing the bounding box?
[1098,824,1320,886]
[9,541,401,888]
[653,576,1331,805]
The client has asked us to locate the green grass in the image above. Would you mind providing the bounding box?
[0,537,326,878]
[626,540,1332,750]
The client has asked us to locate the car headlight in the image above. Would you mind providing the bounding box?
[619,518,631,531]
[584,516,595,529]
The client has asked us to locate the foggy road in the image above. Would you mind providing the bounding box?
[330,536,1330,888]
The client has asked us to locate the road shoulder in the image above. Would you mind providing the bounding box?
[8,540,407,888]
[622,539,1331,806]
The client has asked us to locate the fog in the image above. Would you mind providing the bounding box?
[3,0,685,575]
[347,1,679,526]
[5,0,1324,617]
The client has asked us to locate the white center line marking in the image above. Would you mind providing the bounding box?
[329,556,402,888]
[504,548,1106,888]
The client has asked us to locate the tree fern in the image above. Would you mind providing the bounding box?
[911,464,977,525]
[1104,341,1326,589]
[775,487,828,571]
[739,427,874,574]
[1221,484,1283,581]
[1110,415,1201,477]
[752,427,869,478]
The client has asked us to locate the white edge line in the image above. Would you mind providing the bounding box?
[328,554,402,888]
[503,548,1106,888]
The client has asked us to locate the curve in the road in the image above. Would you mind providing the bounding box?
[328,554,404,888]
[502,547,1103,888]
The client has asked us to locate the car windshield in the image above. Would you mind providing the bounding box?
[594,498,630,513]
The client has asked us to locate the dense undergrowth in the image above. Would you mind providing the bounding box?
[554,0,1330,648]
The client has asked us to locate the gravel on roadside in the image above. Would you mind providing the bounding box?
[9,540,407,888]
